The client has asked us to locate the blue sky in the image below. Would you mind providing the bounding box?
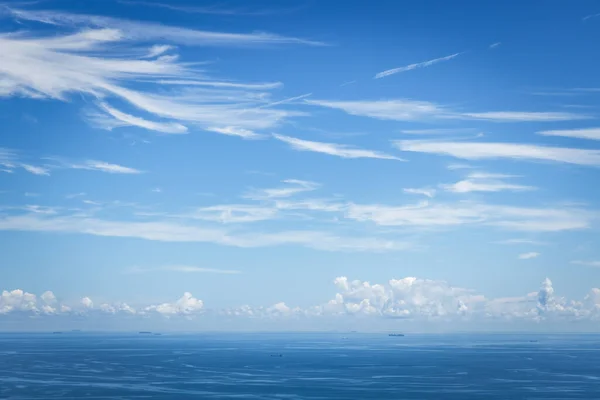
[1,0,600,330]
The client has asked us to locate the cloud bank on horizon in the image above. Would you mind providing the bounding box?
[1,0,599,330]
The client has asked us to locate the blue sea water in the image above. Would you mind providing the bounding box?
[1,333,600,399]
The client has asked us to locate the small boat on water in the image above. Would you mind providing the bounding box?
[270,354,283,357]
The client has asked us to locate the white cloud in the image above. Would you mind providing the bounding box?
[441,172,535,193]
[307,99,587,123]
[494,239,548,246]
[0,11,314,135]
[345,201,591,232]
[537,128,600,141]
[518,252,540,260]
[306,99,448,121]
[94,103,188,134]
[81,297,94,309]
[145,292,204,316]
[395,140,600,166]
[205,126,264,139]
[69,160,143,174]
[571,260,600,267]
[1,276,599,323]
[403,188,436,198]
[243,179,320,200]
[183,204,278,223]
[462,111,588,122]
[401,128,477,135]
[20,164,50,176]
[143,44,175,58]
[375,52,461,79]
[3,7,325,46]
[0,211,408,252]
[489,42,501,49]
[273,134,402,160]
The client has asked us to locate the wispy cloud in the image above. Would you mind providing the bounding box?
[306,99,447,121]
[462,111,588,122]
[307,99,588,123]
[403,188,436,198]
[395,140,600,166]
[374,52,461,79]
[400,128,477,135]
[92,103,188,134]
[68,160,143,174]
[244,179,320,201]
[537,128,600,141]
[183,204,278,223]
[205,126,264,139]
[118,0,303,17]
[0,211,407,252]
[495,239,548,246]
[518,252,540,260]
[0,8,317,136]
[273,134,403,160]
[571,260,600,267]
[126,265,242,274]
[20,164,50,176]
[489,42,501,49]
[440,172,535,193]
[3,7,325,46]
[583,12,600,22]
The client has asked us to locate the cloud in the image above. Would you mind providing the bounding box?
[20,164,50,176]
[374,52,461,79]
[273,134,403,160]
[0,210,408,252]
[462,111,588,122]
[307,99,588,123]
[145,292,204,316]
[205,126,264,139]
[2,276,599,324]
[182,204,278,223]
[127,265,241,274]
[68,160,143,174]
[537,128,600,141]
[243,179,320,200]
[489,42,501,49]
[3,7,325,46]
[518,252,540,260]
[93,103,188,134]
[571,260,600,267]
[583,12,600,21]
[440,172,536,193]
[494,239,548,246]
[0,10,314,135]
[403,188,436,198]
[400,128,478,135]
[306,99,448,121]
[395,140,600,166]
[345,201,591,232]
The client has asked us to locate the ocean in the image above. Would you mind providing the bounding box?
[1,333,599,399]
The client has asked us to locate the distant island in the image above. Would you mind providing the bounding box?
[388,334,405,337]
[138,331,153,335]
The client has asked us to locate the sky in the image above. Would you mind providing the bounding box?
[1,0,600,331]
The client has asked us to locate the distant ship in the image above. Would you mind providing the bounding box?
[138,331,152,335]
[270,354,283,357]
[388,334,405,337]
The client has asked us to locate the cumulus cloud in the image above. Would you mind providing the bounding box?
[145,292,204,316]
[1,276,599,324]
